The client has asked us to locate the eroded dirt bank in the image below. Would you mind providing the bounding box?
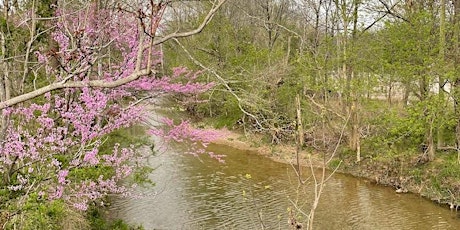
[211,130,460,210]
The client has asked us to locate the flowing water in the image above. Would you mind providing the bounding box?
[110,111,460,229]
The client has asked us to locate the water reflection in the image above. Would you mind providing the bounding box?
[110,142,460,229]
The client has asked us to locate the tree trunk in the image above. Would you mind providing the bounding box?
[437,0,446,148]
[427,116,435,161]
[453,0,460,163]
[388,80,392,105]
[351,95,360,162]
[0,21,9,142]
[295,94,303,180]
[403,82,410,106]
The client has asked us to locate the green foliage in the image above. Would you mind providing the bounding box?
[275,77,303,113]
[2,197,89,230]
[0,124,154,229]
[87,206,144,230]
[389,104,426,146]
[409,168,423,184]
[100,125,150,155]
[130,166,155,186]
[436,154,460,179]
[35,0,57,18]
[362,96,453,153]
[70,165,116,181]
[160,0,460,209]
[163,6,294,131]
[204,92,243,128]
[99,125,156,186]
[0,19,28,58]
[20,199,67,230]
[328,158,342,170]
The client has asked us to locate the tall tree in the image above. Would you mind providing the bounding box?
[453,0,460,163]
[437,0,447,149]
[334,0,362,161]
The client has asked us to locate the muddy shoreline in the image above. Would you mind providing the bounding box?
[211,129,460,211]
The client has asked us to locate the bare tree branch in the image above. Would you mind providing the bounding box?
[173,37,266,130]
[377,0,410,24]
[0,69,151,110]
[152,0,227,46]
[0,0,227,110]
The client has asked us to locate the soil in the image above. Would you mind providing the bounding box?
[211,129,460,210]
[212,130,327,168]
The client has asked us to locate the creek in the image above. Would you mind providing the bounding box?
[109,111,460,229]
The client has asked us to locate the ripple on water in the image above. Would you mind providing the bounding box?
[110,142,460,229]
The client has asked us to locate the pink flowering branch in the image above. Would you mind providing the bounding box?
[0,0,228,111]
[0,0,228,217]
[0,69,151,110]
[149,118,226,162]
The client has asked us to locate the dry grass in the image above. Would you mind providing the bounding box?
[60,207,90,230]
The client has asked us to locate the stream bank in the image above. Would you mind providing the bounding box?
[111,125,460,229]
[108,106,460,229]
[210,128,460,211]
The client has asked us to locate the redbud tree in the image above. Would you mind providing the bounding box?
[0,0,226,227]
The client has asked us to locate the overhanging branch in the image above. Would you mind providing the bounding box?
[0,0,227,110]
[152,0,227,46]
[0,69,151,110]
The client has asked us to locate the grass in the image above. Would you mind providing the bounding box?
[87,206,144,230]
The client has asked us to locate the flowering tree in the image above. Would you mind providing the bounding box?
[0,0,226,227]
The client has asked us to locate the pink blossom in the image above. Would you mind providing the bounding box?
[58,170,69,184]
[50,186,64,200]
[73,202,88,211]
[83,149,99,165]
[0,1,221,215]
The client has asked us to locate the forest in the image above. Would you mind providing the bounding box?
[1,0,460,229]
[164,0,460,212]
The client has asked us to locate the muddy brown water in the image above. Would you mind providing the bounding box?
[110,142,460,229]
[109,110,460,229]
